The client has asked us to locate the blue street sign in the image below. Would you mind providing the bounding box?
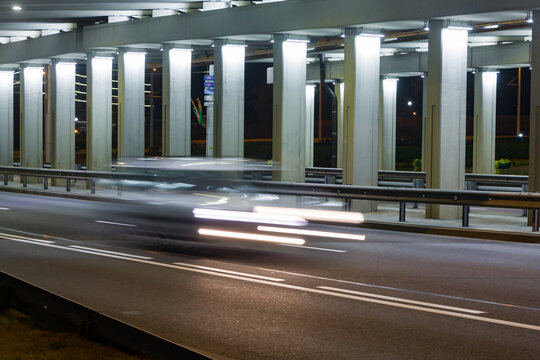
[204,81,214,88]
[204,88,214,95]
[204,75,214,81]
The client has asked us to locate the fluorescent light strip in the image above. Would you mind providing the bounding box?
[318,286,485,315]
[172,262,284,282]
[447,25,473,31]
[193,208,307,226]
[258,226,365,241]
[198,228,305,245]
[253,206,364,224]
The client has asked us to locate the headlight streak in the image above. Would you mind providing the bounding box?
[253,206,364,224]
[257,226,366,241]
[198,228,305,245]
[193,208,307,226]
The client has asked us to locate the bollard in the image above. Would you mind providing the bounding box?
[117,183,122,196]
[3,174,7,185]
[66,179,71,192]
[23,176,27,188]
[521,184,529,217]
[344,198,351,211]
[399,202,406,222]
[91,180,96,194]
[43,177,48,190]
[411,179,424,209]
[534,209,539,232]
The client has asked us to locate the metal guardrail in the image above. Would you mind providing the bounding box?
[0,165,539,232]
[0,271,208,359]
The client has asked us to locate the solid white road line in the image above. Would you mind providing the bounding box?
[172,262,284,282]
[277,244,347,253]
[69,246,153,260]
[94,220,136,227]
[317,286,485,315]
[2,237,540,332]
[0,232,55,244]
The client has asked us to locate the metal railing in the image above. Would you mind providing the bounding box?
[0,165,539,232]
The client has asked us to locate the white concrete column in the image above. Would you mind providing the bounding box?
[50,61,76,170]
[87,55,112,171]
[272,35,307,182]
[425,21,468,219]
[421,74,428,171]
[118,50,146,159]
[162,46,192,157]
[473,71,497,174]
[343,29,381,212]
[530,11,540,194]
[305,85,315,168]
[378,78,397,170]
[335,81,344,169]
[214,41,245,157]
[20,66,44,169]
[0,71,13,166]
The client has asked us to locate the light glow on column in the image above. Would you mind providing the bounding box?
[482,71,498,88]
[123,52,145,68]
[91,57,113,71]
[442,28,468,53]
[282,40,307,63]
[355,34,381,58]
[55,62,76,75]
[222,44,246,61]
[169,48,192,67]
[23,66,43,79]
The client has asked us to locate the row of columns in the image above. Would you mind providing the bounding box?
[0,15,537,220]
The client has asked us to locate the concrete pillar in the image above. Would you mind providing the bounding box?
[162,46,192,157]
[0,71,13,166]
[87,55,112,171]
[305,85,315,168]
[272,35,307,182]
[425,21,468,219]
[20,66,44,169]
[378,78,397,170]
[421,74,428,171]
[473,71,497,174]
[343,29,381,211]
[214,41,245,157]
[50,61,76,171]
[206,65,215,157]
[530,11,540,194]
[335,81,344,168]
[118,50,145,159]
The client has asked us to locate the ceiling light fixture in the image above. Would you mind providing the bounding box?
[526,12,534,24]
[12,5,22,11]
[423,21,429,31]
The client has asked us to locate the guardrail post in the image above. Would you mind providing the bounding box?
[533,209,539,232]
[462,205,470,227]
[66,179,71,192]
[521,184,529,217]
[43,177,48,190]
[296,195,302,208]
[22,176,27,188]
[465,181,477,190]
[117,183,122,196]
[3,174,7,185]
[344,198,351,211]
[411,179,424,208]
[91,180,96,194]
[325,175,336,184]
[399,202,406,222]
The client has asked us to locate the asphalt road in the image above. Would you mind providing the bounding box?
[0,191,539,359]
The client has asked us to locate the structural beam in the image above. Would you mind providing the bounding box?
[305,84,315,168]
[118,50,145,159]
[87,55,112,171]
[343,29,381,212]
[272,35,307,182]
[472,71,497,174]
[214,41,245,157]
[0,71,13,166]
[162,46,191,157]
[530,11,540,194]
[424,20,468,219]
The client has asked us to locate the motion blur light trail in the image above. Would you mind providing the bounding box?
[193,208,307,226]
[253,207,364,224]
[257,226,366,241]
[197,228,305,245]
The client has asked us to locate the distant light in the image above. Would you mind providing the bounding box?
[483,24,499,30]
[447,25,473,31]
[413,111,417,116]
[423,21,429,32]
[152,68,157,72]
[12,5,22,11]
[198,228,305,245]
[526,12,534,24]
[74,117,78,122]
[407,101,413,106]
[74,129,79,134]
[519,133,524,138]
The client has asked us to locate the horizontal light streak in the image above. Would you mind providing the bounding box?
[253,206,364,224]
[198,228,305,245]
[193,208,306,226]
[258,226,365,241]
